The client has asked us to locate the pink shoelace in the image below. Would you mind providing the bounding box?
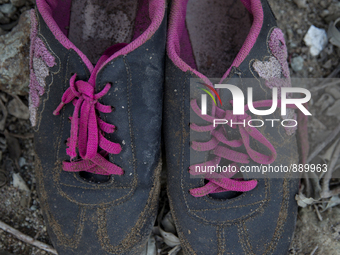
[189,98,296,197]
[53,44,127,176]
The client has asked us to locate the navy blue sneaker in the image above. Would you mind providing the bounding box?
[30,0,166,254]
[164,0,299,254]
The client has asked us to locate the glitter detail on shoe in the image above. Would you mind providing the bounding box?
[29,10,56,127]
[253,28,297,135]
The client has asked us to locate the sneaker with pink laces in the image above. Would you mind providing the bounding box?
[164,0,300,254]
[30,0,166,254]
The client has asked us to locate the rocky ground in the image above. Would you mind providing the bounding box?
[270,1,340,254]
[0,0,340,254]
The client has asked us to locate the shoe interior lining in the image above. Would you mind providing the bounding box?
[68,0,139,64]
[39,0,155,66]
[185,0,252,78]
[167,0,263,83]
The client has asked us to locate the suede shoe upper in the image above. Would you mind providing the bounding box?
[164,0,299,254]
[30,0,166,254]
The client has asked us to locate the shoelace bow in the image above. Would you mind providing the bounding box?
[53,54,123,175]
[189,98,296,197]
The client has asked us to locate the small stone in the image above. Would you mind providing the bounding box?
[7,97,29,119]
[291,56,304,72]
[319,1,328,8]
[287,28,294,40]
[0,136,6,150]
[304,25,328,56]
[0,10,30,95]
[8,123,15,131]
[325,43,334,55]
[12,172,30,192]
[0,3,16,17]
[323,59,333,69]
[294,0,307,8]
[19,193,29,207]
[18,157,26,167]
[289,42,297,48]
[30,205,37,211]
[0,12,9,24]
[320,9,330,18]
[10,0,26,7]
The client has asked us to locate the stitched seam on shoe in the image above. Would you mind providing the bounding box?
[96,159,162,253]
[95,55,139,193]
[167,189,197,255]
[189,199,267,212]
[60,183,131,189]
[35,155,85,248]
[180,72,187,219]
[217,226,226,255]
[263,178,290,254]
[123,55,138,180]
[237,221,255,255]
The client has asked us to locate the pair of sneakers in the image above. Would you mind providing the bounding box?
[30,0,300,254]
